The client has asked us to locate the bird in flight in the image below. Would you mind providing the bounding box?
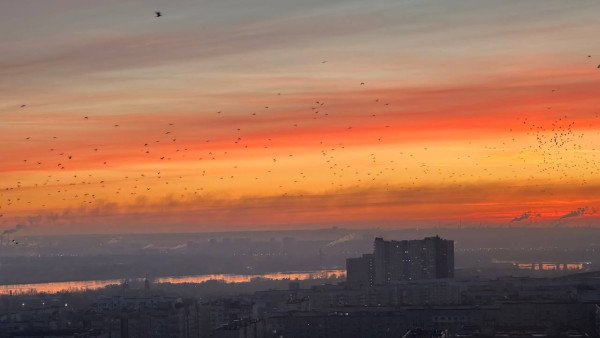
[155,11,162,17]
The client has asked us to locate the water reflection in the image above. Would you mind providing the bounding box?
[155,270,345,284]
[515,262,587,271]
[492,259,591,271]
[0,269,345,295]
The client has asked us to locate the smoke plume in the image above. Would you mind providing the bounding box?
[1,224,27,235]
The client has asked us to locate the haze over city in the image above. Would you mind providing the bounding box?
[1,0,599,235]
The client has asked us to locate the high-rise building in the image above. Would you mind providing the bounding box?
[347,236,453,285]
[346,254,375,287]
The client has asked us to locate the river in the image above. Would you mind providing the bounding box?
[0,269,346,295]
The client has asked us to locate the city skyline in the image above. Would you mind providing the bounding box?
[1,0,600,234]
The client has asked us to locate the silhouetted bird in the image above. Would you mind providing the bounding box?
[155,11,162,17]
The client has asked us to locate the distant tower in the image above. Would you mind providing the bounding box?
[318,248,324,267]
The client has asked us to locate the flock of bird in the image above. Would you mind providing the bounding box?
[0,11,599,238]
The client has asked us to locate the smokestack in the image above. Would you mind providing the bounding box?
[1,224,26,246]
[0,233,9,247]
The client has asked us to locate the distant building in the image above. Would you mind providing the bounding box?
[347,236,454,285]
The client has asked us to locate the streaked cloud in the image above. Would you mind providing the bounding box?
[1,0,599,233]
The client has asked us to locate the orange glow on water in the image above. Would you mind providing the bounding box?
[0,269,346,295]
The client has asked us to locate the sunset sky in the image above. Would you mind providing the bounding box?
[1,0,599,234]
